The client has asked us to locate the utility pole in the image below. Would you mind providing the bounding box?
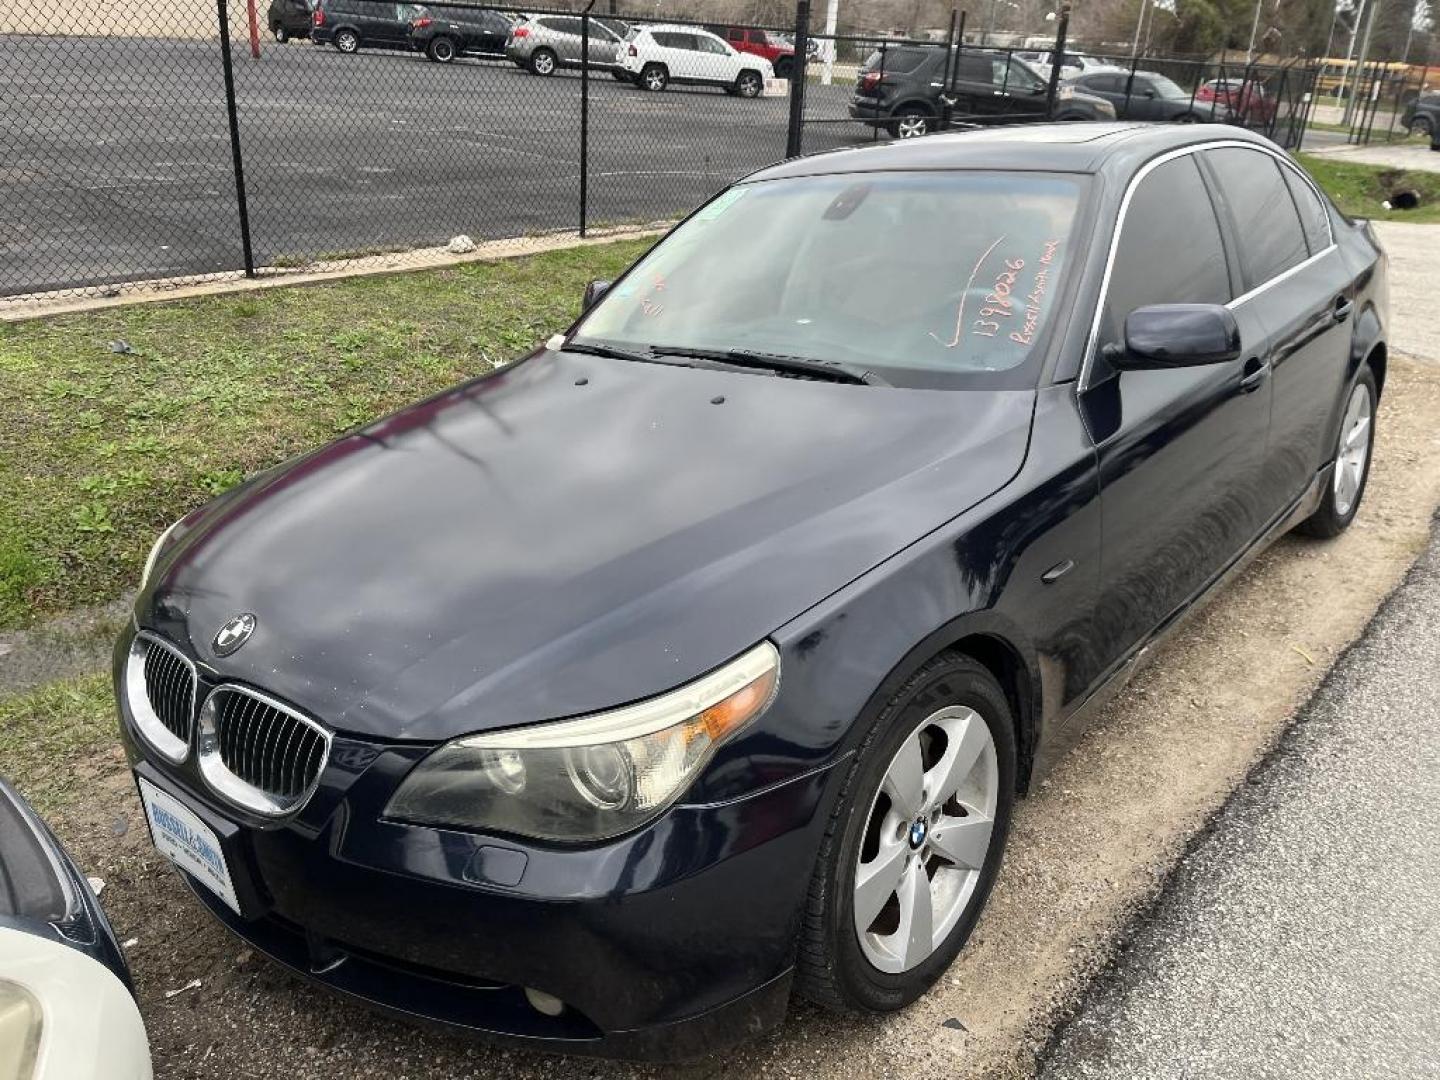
[1246,0,1264,61]
[1345,0,1382,125]
[1130,0,1148,57]
[821,0,839,85]
[1336,0,1368,103]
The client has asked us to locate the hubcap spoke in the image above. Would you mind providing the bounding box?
[1345,416,1370,450]
[898,861,934,968]
[928,815,992,871]
[882,734,925,819]
[854,838,907,930]
[925,708,987,810]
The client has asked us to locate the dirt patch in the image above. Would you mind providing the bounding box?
[40,355,1440,1080]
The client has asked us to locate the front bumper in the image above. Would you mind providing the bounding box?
[115,631,834,1059]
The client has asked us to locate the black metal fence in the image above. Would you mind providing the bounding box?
[0,0,1318,304]
[1324,59,1433,145]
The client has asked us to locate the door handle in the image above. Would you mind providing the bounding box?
[1239,356,1271,393]
[1333,296,1354,323]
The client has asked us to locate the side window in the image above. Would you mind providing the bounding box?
[697,35,727,54]
[728,27,744,42]
[1086,74,1121,93]
[1204,147,1309,288]
[650,31,678,48]
[1280,165,1332,255]
[957,53,991,82]
[1102,154,1232,349]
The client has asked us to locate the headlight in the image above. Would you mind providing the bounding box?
[139,518,183,591]
[0,980,42,1080]
[1096,98,1117,118]
[386,642,779,842]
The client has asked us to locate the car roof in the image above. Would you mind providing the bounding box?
[746,123,1277,182]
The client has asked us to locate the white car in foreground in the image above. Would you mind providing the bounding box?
[617,25,776,96]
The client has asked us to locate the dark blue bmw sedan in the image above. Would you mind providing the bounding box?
[117,123,1387,1058]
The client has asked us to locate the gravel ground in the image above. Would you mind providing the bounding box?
[1372,222,1440,365]
[23,353,1439,1080]
[1040,517,1440,1080]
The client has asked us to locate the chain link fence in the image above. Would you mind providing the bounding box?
[1,0,1319,305]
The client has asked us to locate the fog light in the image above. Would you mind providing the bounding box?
[524,986,565,1017]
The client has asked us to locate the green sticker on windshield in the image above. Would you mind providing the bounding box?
[697,187,748,220]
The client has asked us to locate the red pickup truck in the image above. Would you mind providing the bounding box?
[706,24,795,78]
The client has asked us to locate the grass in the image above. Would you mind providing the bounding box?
[0,675,117,814]
[0,238,652,629]
[1298,152,1440,223]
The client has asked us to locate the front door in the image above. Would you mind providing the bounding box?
[1081,151,1275,672]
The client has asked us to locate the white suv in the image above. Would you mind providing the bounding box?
[617,26,774,96]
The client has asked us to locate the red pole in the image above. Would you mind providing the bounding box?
[246,0,261,58]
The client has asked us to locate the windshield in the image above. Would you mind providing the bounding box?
[573,171,1085,387]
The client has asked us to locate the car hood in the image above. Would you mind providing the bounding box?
[147,350,1034,740]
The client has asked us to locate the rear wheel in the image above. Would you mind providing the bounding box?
[797,653,1015,1012]
[775,55,793,79]
[735,69,763,98]
[529,47,557,75]
[890,107,932,139]
[1410,114,1434,137]
[333,28,359,53]
[427,36,456,62]
[640,63,668,92]
[1298,367,1377,538]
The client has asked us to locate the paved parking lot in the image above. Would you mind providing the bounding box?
[0,36,862,296]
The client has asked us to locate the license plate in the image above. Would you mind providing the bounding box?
[763,77,788,97]
[138,778,240,915]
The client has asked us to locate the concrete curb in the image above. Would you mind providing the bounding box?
[0,224,670,324]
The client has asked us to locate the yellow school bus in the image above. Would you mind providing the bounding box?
[1314,57,1426,98]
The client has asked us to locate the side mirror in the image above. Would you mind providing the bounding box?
[583,279,611,309]
[1109,304,1241,370]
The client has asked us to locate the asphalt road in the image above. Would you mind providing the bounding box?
[0,35,864,296]
[1040,518,1440,1079]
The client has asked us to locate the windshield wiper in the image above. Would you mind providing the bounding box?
[651,347,888,386]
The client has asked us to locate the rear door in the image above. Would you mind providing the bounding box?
[1202,145,1354,512]
[1082,151,1274,670]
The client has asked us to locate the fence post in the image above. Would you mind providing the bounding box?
[1044,1,1070,120]
[215,0,255,277]
[580,0,594,237]
[786,0,811,157]
[940,9,958,131]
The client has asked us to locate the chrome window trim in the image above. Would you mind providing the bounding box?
[1078,139,1339,392]
[125,631,196,765]
[196,684,332,818]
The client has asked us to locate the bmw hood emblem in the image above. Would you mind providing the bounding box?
[213,613,257,657]
[908,819,928,849]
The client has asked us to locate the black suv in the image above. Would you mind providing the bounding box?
[410,4,514,62]
[849,46,1114,137]
[1402,92,1440,136]
[312,0,423,53]
[266,0,313,42]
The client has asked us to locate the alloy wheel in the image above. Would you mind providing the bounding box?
[852,705,998,974]
[644,67,666,91]
[533,50,555,75]
[336,30,358,52]
[1333,381,1373,518]
[738,73,761,97]
[896,114,929,139]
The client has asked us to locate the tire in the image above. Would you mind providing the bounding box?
[528,47,557,75]
[333,28,359,53]
[889,107,932,139]
[611,69,628,81]
[1410,114,1433,137]
[797,653,1016,1012]
[775,56,793,79]
[735,69,763,98]
[1297,366,1378,539]
[427,36,456,63]
[273,25,289,43]
[640,63,668,92]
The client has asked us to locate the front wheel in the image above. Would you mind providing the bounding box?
[427,36,456,62]
[528,47,557,75]
[797,653,1015,1012]
[333,28,359,53]
[1410,114,1433,137]
[1298,366,1377,538]
[774,56,793,79]
[734,70,763,98]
